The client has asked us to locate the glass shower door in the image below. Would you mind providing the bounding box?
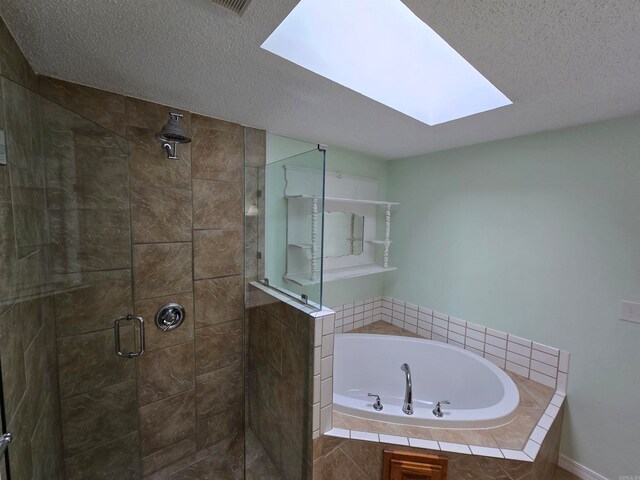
[0,75,141,479]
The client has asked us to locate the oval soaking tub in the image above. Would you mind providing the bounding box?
[333,334,520,428]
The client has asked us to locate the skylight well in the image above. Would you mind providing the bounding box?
[261,0,511,125]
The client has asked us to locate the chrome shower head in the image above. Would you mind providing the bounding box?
[155,113,191,159]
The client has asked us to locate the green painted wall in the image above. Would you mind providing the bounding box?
[266,134,390,307]
[385,115,640,478]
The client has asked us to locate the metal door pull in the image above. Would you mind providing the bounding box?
[0,433,12,457]
[114,314,145,358]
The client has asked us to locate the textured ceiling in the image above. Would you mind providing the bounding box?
[1,0,639,159]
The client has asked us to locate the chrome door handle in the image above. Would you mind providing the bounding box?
[114,314,145,358]
[0,433,12,457]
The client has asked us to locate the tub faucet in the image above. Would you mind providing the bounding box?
[367,393,383,411]
[432,400,450,418]
[400,363,413,415]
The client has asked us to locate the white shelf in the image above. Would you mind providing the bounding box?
[283,264,397,286]
[288,243,312,250]
[367,239,393,245]
[285,194,398,206]
[282,273,320,286]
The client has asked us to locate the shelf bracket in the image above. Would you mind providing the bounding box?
[383,204,392,268]
[310,197,320,282]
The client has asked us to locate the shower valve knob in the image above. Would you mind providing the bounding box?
[155,303,186,332]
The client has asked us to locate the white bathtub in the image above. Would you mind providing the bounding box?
[333,334,520,428]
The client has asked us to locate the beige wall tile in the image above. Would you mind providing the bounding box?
[445,453,511,480]
[131,186,192,243]
[60,380,138,456]
[507,371,555,409]
[0,19,30,86]
[141,435,197,476]
[137,341,195,406]
[192,178,242,231]
[140,389,196,456]
[196,361,242,419]
[322,446,369,480]
[10,187,47,254]
[195,320,242,375]
[193,230,242,279]
[490,407,544,450]
[194,275,243,327]
[223,428,246,473]
[38,77,126,136]
[531,404,564,478]
[57,328,136,398]
[49,208,131,273]
[31,395,65,479]
[170,450,235,480]
[191,118,243,182]
[54,269,133,337]
[196,406,243,451]
[250,308,283,374]
[244,127,266,168]
[46,142,129,211]
[64,432,141,480]
[339,440,386,479]
[133,242,193,299]
[192,114,241,134]
[0,303,27,417]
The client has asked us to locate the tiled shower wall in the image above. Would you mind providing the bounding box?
[0,17,64,480]
[36,75,265,478]
[0,14,265,477]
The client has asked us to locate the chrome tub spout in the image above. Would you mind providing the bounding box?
[401,363,413,415]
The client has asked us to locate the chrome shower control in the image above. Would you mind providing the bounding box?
[155,303,186,332]
[368,393,383,411]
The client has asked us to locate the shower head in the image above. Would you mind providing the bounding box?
[155,113,191,159]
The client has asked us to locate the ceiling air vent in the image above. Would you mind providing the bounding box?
[212,0,251,15]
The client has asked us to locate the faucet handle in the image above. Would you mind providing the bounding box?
[367,393,383,411]
[433,400,450,418]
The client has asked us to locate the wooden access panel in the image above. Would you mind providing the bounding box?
[383,450,448,480]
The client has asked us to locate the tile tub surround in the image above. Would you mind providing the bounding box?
[314,402,565,479]
[332,369,565,455]
[312,309,337,440]
[332,296,570,393]
[317,296,570,465]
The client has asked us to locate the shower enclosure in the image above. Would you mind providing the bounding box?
[0,72,248,479]
[0,74,140,479]
[0,62,325,479]
[243,144,327,479]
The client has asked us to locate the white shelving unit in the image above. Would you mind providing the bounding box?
[286,194,398,207]
[282,166,398,287]
[284,193,398,284]
[284,263,397,286]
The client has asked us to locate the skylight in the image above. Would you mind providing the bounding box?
[261,0,511,126]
